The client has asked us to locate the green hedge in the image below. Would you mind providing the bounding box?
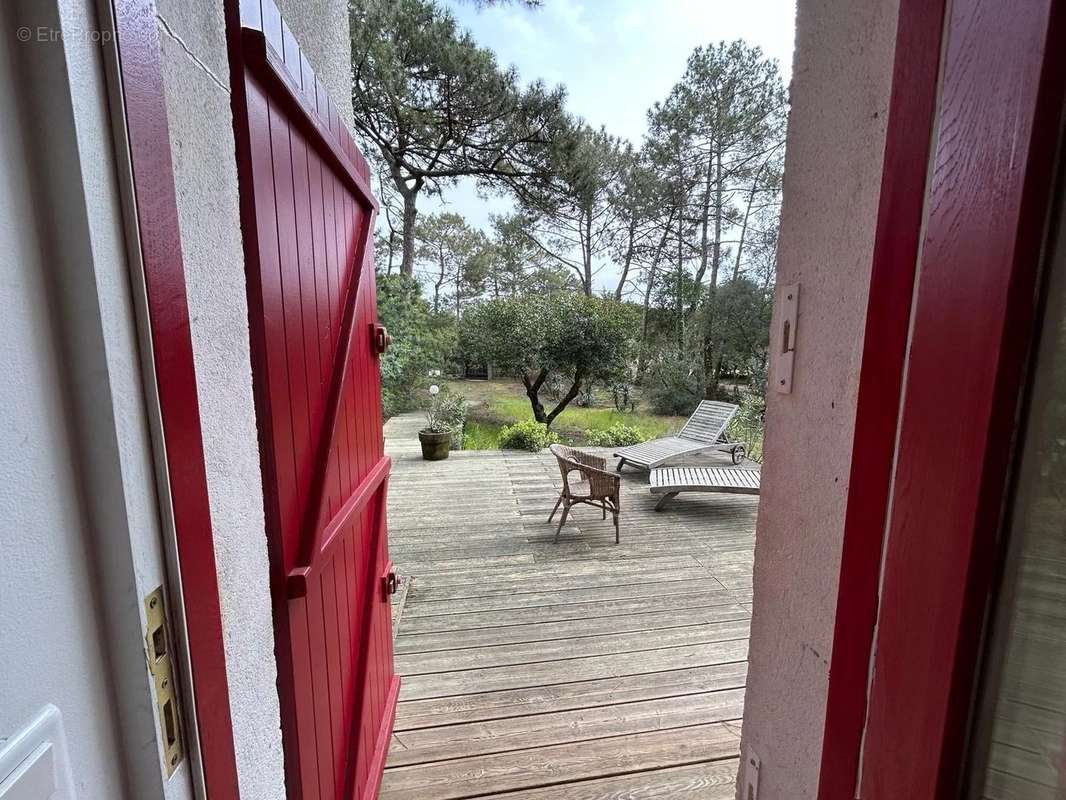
[584,423,647,447]
[498,420,561,452]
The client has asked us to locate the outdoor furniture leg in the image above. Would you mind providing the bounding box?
[548,494,563,523]
[654,491,679,511]
[549,444,622,545]
[555,504,570,541]
[615,458,626,472]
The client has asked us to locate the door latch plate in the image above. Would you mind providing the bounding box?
[773,283,799,393]
[145,587,184,777]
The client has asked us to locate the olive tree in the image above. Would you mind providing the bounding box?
[461,294,638,426]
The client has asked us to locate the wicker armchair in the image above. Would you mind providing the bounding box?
[547,444,621,543]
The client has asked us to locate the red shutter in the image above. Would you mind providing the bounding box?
[227,3,398,797]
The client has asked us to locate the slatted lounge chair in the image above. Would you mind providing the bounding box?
[614,400,745,472]
[650,465,761,510]
[548,444,621,543]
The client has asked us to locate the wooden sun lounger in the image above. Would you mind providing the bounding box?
[615,400,745,471]
[649,465,761,510]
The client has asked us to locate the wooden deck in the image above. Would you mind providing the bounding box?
[381,412,758,799]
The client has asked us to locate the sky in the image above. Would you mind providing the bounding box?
[416,0,797,290]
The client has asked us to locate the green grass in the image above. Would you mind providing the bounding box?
[449,379,686,449]
[449,378,766,462]
[484,396,679,439]
[461,420,503,450]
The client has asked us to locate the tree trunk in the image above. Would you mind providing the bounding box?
[734,161,767,280]
[689,144,716,315]
[582,206,593,296]
[614,218,638,301]
[521,368,550,423]
[676,215,685,356]
[433,247,445,314]
[637,219,671,380]
[545,369,585,426]
[400,187,418,277]
[702,151,724,399]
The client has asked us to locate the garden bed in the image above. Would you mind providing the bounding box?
[445,379,764,461]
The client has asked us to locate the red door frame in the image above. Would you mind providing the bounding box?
[112,1,240,798]
[859,0,1064,794]
[815,0,947,794]
[819,0,1065,796]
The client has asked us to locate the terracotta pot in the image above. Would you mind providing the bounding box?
[418,429,451,460]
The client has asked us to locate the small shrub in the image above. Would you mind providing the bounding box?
[424,389,467,447]
[584,423,647,448]
[498,420,560,452]
[576,381,595,407]
[645,357,704,416]
[610,381,635,412]
[728,393,766,463]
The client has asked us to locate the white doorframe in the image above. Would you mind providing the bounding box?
[5,0,201,796]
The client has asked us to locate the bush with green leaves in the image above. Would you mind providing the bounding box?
[643,354,704,416]
[584,423,647,448]
[727,393,766,463]
[460,293,639,426]
[498,420,561,452]
[376,274,456,418]
[424,389,467,447]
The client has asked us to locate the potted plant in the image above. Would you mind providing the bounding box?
[418,385,465,460]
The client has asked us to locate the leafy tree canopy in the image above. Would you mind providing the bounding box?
[415,212,488,314]
[460,294,638,425]
[376,274,457,416]
[351,0,567,276]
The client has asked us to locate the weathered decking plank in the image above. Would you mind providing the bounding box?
[396,619,751,675]
[379,722,741,799]
[388,689,745,766]
[395,590,752,635]
[381,411,758,799]
[480,760,741,799]
[393,662,749,731]
[400,639,750,700]
[394,603,751,653]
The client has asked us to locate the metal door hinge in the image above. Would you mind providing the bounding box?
[382,561,398,598]
[371,324,391,355]
[145,587,184,777]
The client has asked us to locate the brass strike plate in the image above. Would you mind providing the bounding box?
[145,587,184,777]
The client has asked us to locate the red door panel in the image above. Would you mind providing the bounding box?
[227,3,398,798]
[856,0,1064,796]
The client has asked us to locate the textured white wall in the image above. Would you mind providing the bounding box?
[154,1,354,797]
[738,0,900,796]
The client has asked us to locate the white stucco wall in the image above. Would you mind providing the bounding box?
[738,0,900,796]
[154,2,353,797]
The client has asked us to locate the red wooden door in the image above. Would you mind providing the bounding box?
[226,3,399,798]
